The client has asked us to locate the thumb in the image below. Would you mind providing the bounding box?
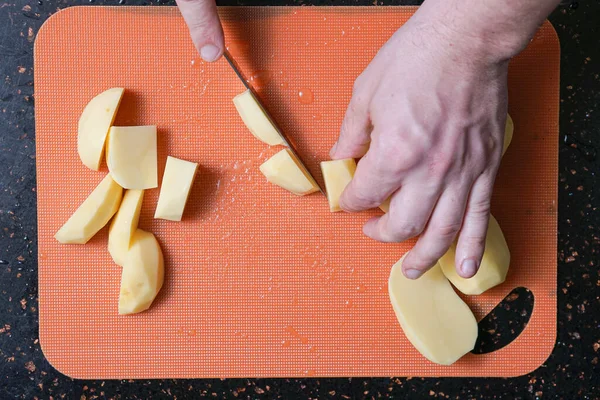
[331,95,372,160]
[177,0,224,62]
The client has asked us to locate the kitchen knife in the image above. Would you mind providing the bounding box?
[224,50,324,194]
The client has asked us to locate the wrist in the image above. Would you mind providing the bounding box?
[413,0,553,63]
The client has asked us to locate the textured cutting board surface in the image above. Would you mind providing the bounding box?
[35,6,559,378]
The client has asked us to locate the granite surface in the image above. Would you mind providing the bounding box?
[0,0,598,398]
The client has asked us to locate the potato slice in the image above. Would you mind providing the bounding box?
[106,126,158,189]
[55,174,123,244]
[439,214,510,295]
[78,88,124,171]
[108,189,144,266]
[233,90,285,146]
[118,229,164,315]
[259,149,319,195]
[503,114,514,155]
[154,156,198,221]
[388,256,478,365]
[320,158,356,212]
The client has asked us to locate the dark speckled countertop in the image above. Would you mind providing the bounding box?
[1,0,599,398]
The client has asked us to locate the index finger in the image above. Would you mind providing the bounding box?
[339,140,403,212]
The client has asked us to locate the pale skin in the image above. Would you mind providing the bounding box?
[177,0,561,279]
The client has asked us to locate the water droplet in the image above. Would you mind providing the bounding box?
[249,70,272,89]
[281,339,291,347]
[226,40,250,58]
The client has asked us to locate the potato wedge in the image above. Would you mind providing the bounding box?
[108,189,144,266]
[233,90,285,146]
[78,88,124,171]
[55,174,123,244]
[118,229,164,315]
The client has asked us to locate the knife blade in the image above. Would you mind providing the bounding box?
[223,50,324,194]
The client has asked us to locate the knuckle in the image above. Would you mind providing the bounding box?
[352,73,367,95]
[405,250,437,271]
[461,234,487,252]
[469,197,492,216]
[345,188,380,210]
[372,138,423,173]
[431,221,462,240]
[427,151,455,178]
[384,219,425,242]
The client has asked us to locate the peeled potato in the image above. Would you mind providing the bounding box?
[108,189,144,266]
[320,158,356,212]
[78,88,124,171]
[55,174,123,244]
[106,126,158,189]
[439,214,510,295]
[233,90,285,146]
[388,256,478,365]
[503,114,514,155]
[118,229,164,315]
[154,156,198,221]
[259,149,319,195]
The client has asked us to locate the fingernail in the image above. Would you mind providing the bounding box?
[403,268,423,280]
[200,44,220,62]
[329,141,338,157]
[460,259,478,278]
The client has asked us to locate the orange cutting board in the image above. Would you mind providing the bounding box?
[35,6,559,378]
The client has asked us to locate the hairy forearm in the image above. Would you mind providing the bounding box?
[412,0,561,62]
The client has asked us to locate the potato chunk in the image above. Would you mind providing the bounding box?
[320,158,356,212]
[106,126,158,189]
[259,149,319,195]
[503,114,514,155]
[154,156,198,221]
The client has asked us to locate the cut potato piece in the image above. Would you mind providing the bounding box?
[379,197,391,213]
[259,149,319,195]
[439,214,510,295]
[78,88,125,171]
[118,229,164,315]
[233,90,285,146]
[55,174,123,244]
[154,156,198,221]
[389,256,478,365]
[108,189,144,266]
[503,114,514,155]
[320,158,356,212]
[106,126,158,189]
